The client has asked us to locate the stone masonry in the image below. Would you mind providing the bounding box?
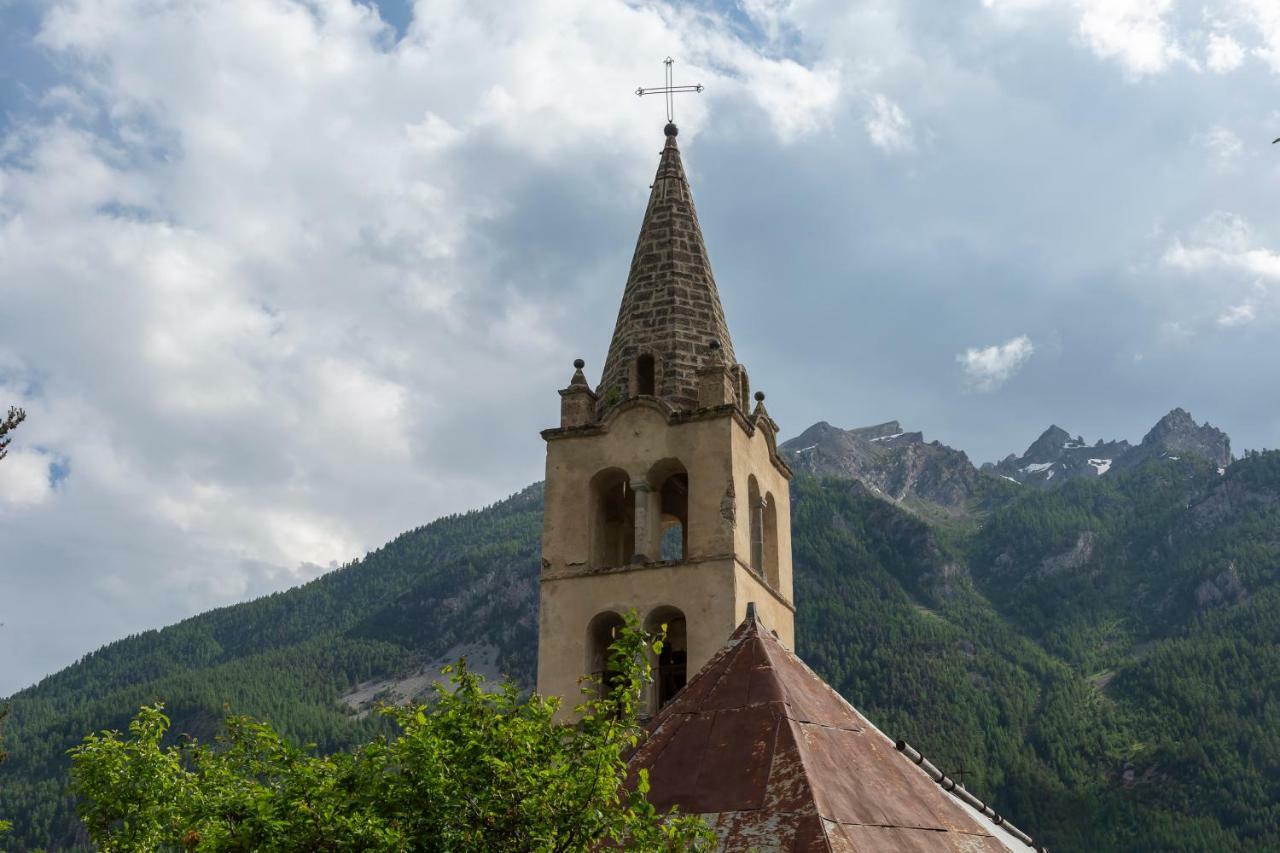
[538,123,795,722]
[596,127,738,415]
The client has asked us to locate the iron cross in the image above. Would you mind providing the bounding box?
[636,57,704,124]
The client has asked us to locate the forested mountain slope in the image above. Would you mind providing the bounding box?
[1,486,545,850]
[3,454,1279,851]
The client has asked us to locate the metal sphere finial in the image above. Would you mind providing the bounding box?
[573,358,585,370]
[664,121,679,138]
[754,391,765,402]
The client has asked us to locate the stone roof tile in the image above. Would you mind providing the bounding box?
[597,127,736,414]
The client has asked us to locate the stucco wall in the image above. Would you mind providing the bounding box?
[538,402,794,718]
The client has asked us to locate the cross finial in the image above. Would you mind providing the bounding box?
[636,57,704,131]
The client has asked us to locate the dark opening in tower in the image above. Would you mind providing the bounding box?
[590,468,635,568]
[646,606,687,709]
[636,353,656,396]
[747,477,779,585]
[586,610,626,700]
[650,458,688,561]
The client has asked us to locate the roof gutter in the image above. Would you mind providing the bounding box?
[895,739,1046,851]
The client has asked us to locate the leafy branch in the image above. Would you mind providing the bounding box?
[0,406,25,462]
[68,612,713,852]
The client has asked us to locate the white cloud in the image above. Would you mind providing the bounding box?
[678,22,841,143]
[865,93,914,153]
[1206,32,1246,72]
[1075,0,1185,77]
[1217,302,1256,327]
[1163,212,1280,280]
[981,0,1059,19]
[957,336,1035,392]
[741,0,796,45]
[0,448,54,508]
[0,0,840,692]
[3,0,1280,697]
[981,0,1280,78]
[982,0,1187,76]
[1161,212,1278,332]
[1197,125,1244,169]
[1233,0,1280,74]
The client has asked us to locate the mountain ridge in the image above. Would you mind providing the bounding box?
[3,420,1279,851]
[780,419,992,521]
[986,407,1231,489]
[781,408,1234,515]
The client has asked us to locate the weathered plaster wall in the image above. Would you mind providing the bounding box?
[538,402,794,719]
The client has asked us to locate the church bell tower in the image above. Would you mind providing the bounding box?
[537,122,794,717]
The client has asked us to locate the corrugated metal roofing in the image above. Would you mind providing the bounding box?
[627,614,1033,852]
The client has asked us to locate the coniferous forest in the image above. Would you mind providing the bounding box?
[3,452,1280,851]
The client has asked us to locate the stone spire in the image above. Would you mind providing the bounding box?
[596,124,737,414]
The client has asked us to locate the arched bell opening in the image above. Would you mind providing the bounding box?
[644,606,688,710]
[586,610,627,699]
[590,468,635,569]
[748,475,764,575]
[648,458,689,562]
[763,491,780,589]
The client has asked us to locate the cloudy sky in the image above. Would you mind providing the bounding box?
[2,0,1279,694]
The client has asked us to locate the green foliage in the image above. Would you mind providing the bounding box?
[0,404,25,460]
[1,485,544,851]
[785,455,1280,851]
[68,615,712,852]
[1,703,9,836]
[5,454,1280,851]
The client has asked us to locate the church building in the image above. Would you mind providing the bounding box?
[538,121,1043,852]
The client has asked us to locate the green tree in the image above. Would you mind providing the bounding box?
[68,613,712,852]
[0,703,8,836]
[1,405,26,835]
[0,405,24,461]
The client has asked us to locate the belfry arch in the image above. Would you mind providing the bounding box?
[748,475,763,574]
[590,468,635,569]
[763,491,780,588]
[648,458,689,562]
[747,477,779,587]
[645,605,688,710]
[586,610,626,697]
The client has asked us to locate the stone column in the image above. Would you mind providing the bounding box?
[631,479,653,563]
[750,495,766,573]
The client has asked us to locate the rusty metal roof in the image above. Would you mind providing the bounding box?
[628,615,1030,852]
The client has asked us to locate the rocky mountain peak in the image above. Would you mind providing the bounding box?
[789,421,841,445]
[782,408,1236,504]
[1024,425,1073,462]
[987,422,1130,488]
[992,407,1233,489]
[781,420,980,518]
[1129,408,1231,469]
[849,420,905,440]
[1152,407,1195,430]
